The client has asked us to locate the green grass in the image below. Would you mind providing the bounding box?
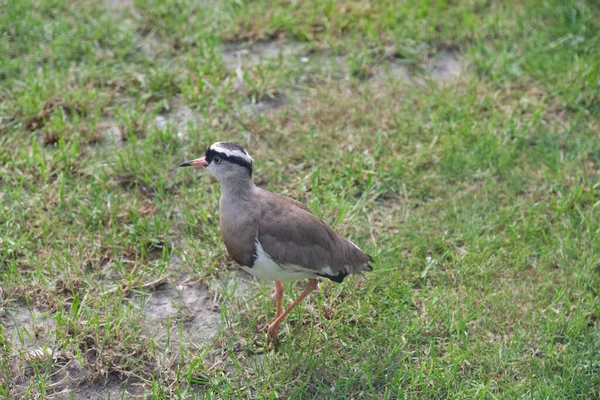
[1,0,599,398]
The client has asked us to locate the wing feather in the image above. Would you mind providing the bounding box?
[255,189,371,276]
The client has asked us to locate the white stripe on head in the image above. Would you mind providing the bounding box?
[210,142,254,164]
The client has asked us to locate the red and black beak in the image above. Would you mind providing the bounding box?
[179,157,208,168]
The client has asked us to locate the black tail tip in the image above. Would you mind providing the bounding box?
[317,271,347,283]
[367,254,374,269]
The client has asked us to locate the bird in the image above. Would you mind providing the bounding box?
[179,142,373,344]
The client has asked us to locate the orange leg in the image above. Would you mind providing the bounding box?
[267,279,318,344]
[271,281,284,338]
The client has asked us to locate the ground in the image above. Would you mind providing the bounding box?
[1,0,599,398]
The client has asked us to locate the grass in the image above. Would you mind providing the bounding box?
[1,0,599,398]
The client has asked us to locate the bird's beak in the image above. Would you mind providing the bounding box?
[179,157,208,168]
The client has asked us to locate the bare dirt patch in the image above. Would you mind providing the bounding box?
[213,270,256,300]
[96,96,204,145]
[373,58,412,82]
[429,50,463,82]
[4,305,56,351]
[98,118,122,144]
[221,41,305,70]
[154,96,205,138]
[105,0,133,10]
[139,282,221,345]
[0,276,257,398]
[222,41,462,96]
[242,91,290,116]
[53,372,140,400]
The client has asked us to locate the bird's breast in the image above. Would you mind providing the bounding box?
[219,203,259,268]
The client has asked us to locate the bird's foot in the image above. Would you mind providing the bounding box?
[266,323,280,348]
[252,339,274,354]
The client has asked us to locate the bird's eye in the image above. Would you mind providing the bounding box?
[213,156,222,164]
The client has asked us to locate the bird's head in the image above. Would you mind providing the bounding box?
[179,142,254,183]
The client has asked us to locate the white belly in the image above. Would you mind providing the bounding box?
[242,241,316,282]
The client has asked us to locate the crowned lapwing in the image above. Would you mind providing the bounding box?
[180,142,373,344]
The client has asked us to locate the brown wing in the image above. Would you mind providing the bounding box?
[256,189,371,277]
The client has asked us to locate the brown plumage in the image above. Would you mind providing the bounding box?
[256,189,373,280]
[220,187,373,282]
[180,142,373,344]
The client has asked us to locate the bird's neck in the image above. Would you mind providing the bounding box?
[219,176,256,201]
